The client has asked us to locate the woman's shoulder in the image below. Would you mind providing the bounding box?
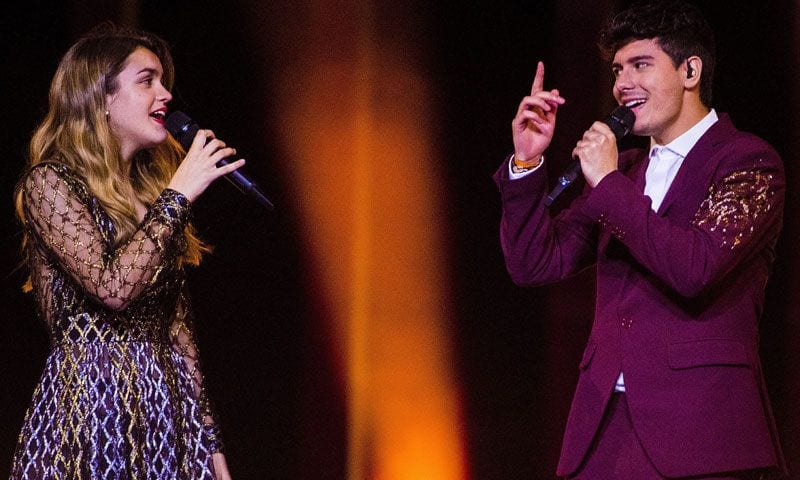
[22,160,92,200]
[26,159,81,180]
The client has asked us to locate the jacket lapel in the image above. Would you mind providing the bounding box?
[655,114,735,219]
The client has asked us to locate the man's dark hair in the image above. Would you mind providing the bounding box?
[598,0,716,106]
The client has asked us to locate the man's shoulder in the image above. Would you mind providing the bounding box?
[707,113,779,157]
[688,113,782,179]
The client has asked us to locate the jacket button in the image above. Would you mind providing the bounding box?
[621,317,632,328]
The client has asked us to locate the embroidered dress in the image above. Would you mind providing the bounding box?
[11,162,222,479]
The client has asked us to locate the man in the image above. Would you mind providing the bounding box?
[494,1,786,478]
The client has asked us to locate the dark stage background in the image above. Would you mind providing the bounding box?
[1,1,798,479]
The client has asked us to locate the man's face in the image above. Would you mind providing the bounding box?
[611,38,689,145]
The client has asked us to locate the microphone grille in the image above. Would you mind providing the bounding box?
[606,105,636,140]
[165,111,198,150]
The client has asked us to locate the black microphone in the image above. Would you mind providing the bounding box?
[544,105,635,207]
[165,111,274,210]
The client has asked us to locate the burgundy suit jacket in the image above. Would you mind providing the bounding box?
[494,114,786,478]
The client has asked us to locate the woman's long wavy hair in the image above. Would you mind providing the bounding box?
[15,24,208,289]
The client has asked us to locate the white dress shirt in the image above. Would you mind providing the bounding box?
[643,109,719,212]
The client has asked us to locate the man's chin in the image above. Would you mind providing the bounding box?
[631,124,649,138]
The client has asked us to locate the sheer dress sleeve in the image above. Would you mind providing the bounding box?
[170,290,225,453]
[21,163,191,311]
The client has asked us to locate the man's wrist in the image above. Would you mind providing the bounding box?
[511,153,544,173]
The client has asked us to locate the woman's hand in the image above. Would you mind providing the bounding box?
[167,129,245,202]
[212,452,232,480]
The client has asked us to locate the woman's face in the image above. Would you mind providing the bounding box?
[106,47,172,162]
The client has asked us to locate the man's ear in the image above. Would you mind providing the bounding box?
[684,56,702,84]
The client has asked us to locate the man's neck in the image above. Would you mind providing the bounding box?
[652,102,710,146]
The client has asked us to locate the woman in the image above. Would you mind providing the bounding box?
[11,24,241,479]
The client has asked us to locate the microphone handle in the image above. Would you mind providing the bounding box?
[217,158,275,210]
[544,159,582,207]
[542,105,634,208]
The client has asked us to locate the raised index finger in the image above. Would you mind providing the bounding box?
[531,61,545,95]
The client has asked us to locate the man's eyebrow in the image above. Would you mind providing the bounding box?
[613,54,656,68]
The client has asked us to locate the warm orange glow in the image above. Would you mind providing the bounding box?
[264,1,466,478]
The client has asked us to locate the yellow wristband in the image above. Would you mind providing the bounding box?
[512,154,543,170]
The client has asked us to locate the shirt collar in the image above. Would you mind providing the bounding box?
[649,109,719,158]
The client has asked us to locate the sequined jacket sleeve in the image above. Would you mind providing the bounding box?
[579,136,784,298]
[21,162,192,311]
